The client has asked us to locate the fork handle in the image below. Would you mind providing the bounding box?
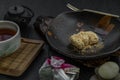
[83,9,119,18]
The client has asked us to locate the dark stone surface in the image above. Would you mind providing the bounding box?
[0,0,120,80]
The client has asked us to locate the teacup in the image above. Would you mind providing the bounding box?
[0,21,21,57]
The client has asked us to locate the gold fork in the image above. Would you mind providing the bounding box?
[66,3,119,18]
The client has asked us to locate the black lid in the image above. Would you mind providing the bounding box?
[8,5,25,15]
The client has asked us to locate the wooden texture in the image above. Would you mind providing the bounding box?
[0,38,44,77]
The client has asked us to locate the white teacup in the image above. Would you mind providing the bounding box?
[0,21,21,57]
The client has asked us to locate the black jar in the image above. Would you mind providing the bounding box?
[4,5,34,28]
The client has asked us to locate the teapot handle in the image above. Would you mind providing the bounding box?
[22,5,34,18]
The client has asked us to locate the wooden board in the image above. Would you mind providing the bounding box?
[0,38,44,77]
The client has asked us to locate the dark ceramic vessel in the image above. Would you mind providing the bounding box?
[45,11,120,60]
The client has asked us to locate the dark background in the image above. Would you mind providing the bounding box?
[0,0,120,80]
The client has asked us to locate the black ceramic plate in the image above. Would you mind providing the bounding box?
[46,11,120,60]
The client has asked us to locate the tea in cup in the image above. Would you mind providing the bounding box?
[0,21,21,57]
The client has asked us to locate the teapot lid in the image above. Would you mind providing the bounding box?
[8,5,25,15]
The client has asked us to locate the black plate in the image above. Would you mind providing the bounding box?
[46,11,120,60]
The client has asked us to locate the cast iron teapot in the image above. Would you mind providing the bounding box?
[4,5,34,28]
